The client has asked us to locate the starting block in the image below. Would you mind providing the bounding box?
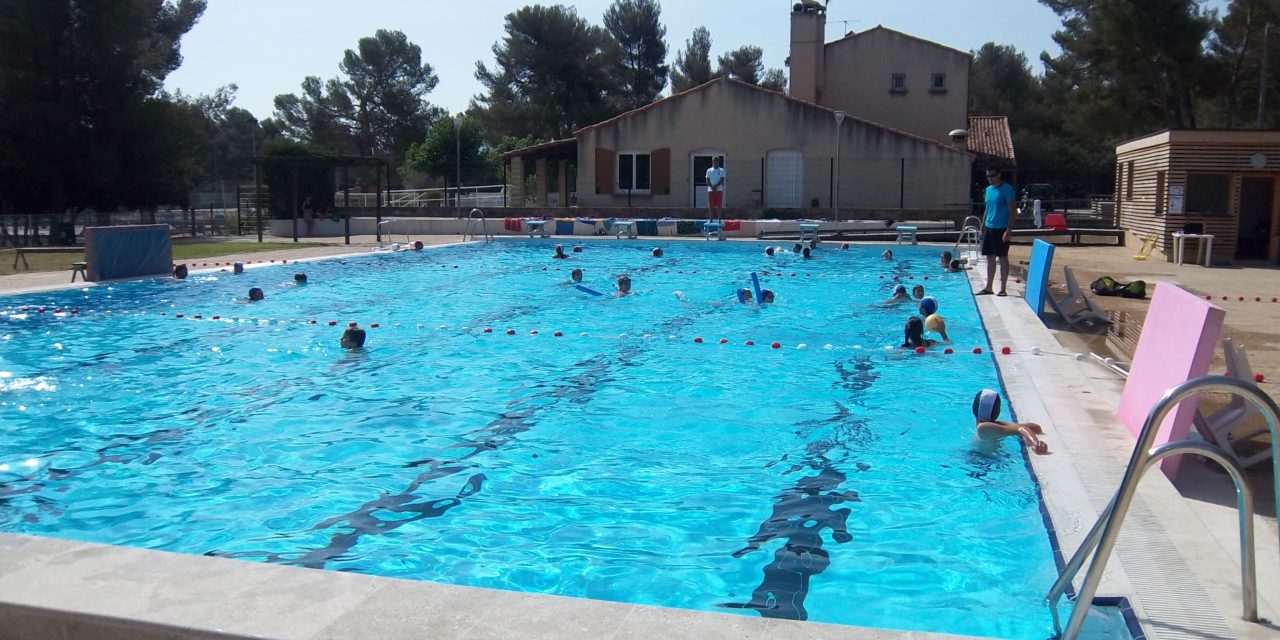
[703,221,724,241]
[895,225,919,245]
[798,223,820,241]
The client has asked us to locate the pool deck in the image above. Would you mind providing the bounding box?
[0,236,1276,639]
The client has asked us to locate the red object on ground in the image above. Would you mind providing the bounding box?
[1255,373,1266,383]
[973,347,983,354]
[1256,297,1263,302]
[1239,296,1246,301]
[1222,296,1229,301]
[771,342,781,349]
[554,331,563,337]
[1206,295,1213,300]
[1015,279,1022,284]
[944,348,954,354]
[1001,346,1011,355]
[1044,212,1068,231]
[694,337,703,343]
[506,329,515,335]
[914,346,925,354]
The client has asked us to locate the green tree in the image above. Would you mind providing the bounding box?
[474,5,622,141]
[717,46,787,90]
[0,0,206,214]
[272,29,441,166]
[1040,0,1214,131]
[258,138,335,219]
[603,0,669,108]
[1207,0,1280,128]
[670,26,716,92]
[404,115,492,186]
[969,43,1040,119]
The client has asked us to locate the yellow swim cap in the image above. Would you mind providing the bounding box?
[925,314,945,333]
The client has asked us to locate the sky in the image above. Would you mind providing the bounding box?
[165,0,1229,121]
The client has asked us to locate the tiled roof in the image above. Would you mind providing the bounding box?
[500,138,576,159]
[574,77,970,155]
[968,115,1015,163]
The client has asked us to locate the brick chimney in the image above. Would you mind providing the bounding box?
[788,2,826,103]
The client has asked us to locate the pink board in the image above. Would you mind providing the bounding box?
[1116,282,1224,479]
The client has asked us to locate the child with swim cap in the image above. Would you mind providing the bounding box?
[918,296,938,316]
[883,284,912,305]
[973,389,1048,454]
[924,313,950,343]
[652,247,663,257]
[553,245,568,259]
[765,246,776,257]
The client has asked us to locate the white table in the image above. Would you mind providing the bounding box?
[613,221,637,239]
[1172,232,1214,267]
[798,223,820,241]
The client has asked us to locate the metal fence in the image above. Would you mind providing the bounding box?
[336,184,507,209]
[0,208,244,247]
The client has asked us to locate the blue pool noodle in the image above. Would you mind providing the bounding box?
[575,285,604,297]
[750,272,763,303]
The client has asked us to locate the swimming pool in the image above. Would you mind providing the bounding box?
[0,239,1066,638]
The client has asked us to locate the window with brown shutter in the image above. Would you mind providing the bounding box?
[595,148,614,194]
[651,148,671,195]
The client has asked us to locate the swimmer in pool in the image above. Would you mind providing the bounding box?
[801,247,812,259]
[413,240,424,251]
[946,259,970,272]
[901,316,936,349]
[248,287,265,302]
[294,273,308,285]
[652,247,663,257]
[925,313,950,344]
[570,268,583,283]
[737,288,754,303]
[792,243,803,254]
[883,284,913,305]
[173,264,189,279]
[553,244,569,259]
[765,246,776,257]
[918,296,938,317]
[911,284,925,299]
[340,324,367,350]
[881,249,894,260]
[972,389,1048,455]
[616,275,632,297]
[759,289,775,304]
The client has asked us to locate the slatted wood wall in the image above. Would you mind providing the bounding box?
[1116,133,1280,262]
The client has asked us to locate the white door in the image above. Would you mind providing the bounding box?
[766,150,803,208]
[690,151,726,207]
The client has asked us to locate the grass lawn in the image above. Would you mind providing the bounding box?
[0,242,329,276]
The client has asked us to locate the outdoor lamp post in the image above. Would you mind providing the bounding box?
[833,110,847,224]
[455,113,464,208]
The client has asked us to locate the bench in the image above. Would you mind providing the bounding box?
[894,225,919,245]
[798,223,820,241]
[12,246,84,269]
[71,262,87,282]
[613,221,637,239]
[524,219,550,238]
[1009,228,1125,246]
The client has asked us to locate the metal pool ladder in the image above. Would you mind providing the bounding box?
[463,208,493,243]
[1046,375,1280,639]
[954,215,980,260]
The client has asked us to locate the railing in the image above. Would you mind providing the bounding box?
[335,185,508,209]
[1046,375,1280,639]
[0,209,243,247]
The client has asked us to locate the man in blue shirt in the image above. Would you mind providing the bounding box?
[978,167,1017,296]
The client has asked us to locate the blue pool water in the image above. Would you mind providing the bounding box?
[1,240,1068,637]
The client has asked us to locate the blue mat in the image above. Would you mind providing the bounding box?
[1026,239,1055,319]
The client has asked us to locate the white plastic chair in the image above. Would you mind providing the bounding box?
[1046,266,1111,325]
[1193,338,1271,469]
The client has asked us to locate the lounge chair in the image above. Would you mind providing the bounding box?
[1133,233,1158,261]
[1193,338,1271,469]
[1046,265,1111,325]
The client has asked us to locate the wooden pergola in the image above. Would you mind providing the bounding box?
[253,154,392,244]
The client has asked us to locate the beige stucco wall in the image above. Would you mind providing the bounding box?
[575,80,971,211]
[820,29,970,143]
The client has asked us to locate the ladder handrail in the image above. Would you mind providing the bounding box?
[463,208,492,243]
[954,215,981,257]
[1047,375,1280,639]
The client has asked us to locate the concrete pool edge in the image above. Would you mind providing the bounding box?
[971,271,1279,639]
[0,533,988,640]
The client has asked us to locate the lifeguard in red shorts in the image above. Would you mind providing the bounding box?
[705,156,725,215]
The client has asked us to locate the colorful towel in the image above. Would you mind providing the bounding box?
[555,218,575,235]
[504,218,521,232]
[636,220,658,236]
[723,220,742,231]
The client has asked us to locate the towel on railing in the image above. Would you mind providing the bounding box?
[556,218,575,235]
[676,220,699,235]
[636,220,658,236]
[723,220,742,231]
[504,218,521,231]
